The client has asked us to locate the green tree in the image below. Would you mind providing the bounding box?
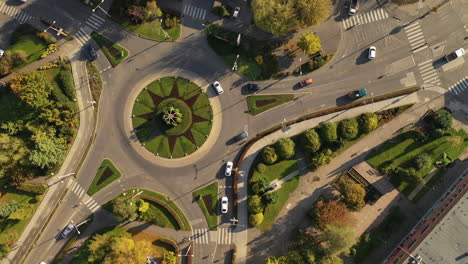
[311,199,352,229]
[275,138,296,159]
[414,154,431,170]
[264,191,279,205]
[339,180,366,211]
[252,0,297,36]
[0,133,28,177]
[0,120,25,135]
[432,109,452,130]
[321,225,356,256]
[319,122,337,143]
[8,204,34,220]
[309,149,332,169]
[298,32,321,55]
[301,129,321,153]
[252,177,268,194]
[0,200,20,218]
[338,118,359,140]
[296,0,332,26]
[249,212,264,226]
[321,255,344,264]
[161,251,177,264]
[262,146,278,164]
[138,200,149,213]
[358,112,379,133]
[112,196,139,220]
[9,71,53,109]
[29,129,67,169]
[248,195,264,214]
[281,250,305,264]
[265,256,280,264]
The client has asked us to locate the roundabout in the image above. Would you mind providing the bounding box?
[131,76,214,159]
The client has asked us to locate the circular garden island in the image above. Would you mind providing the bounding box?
[132,77,213,158]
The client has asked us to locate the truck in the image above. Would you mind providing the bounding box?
[348,88,367,99]
[445,48,465,62]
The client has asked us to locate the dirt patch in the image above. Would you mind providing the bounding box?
[202,194,214,215]
[255,99,276,108]
[97,167,114,186]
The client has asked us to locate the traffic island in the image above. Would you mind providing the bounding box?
[131,77,213,159]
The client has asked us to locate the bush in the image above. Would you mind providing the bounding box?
[8,204,35,220]
[252,177,268,194]
[10,51,27,66]
[319,122,337,143]
[358,113,378,133]
[431,128,445,139]
[301,129,321,153]
[339,180,366,211]
[59,70,75,99]
[35,194,44,202]
[275,138,295,159]
[0,200,20,218]
[0,244,10,259]
[414,154,431,170]
[36,32,55,44]
[338,118,359,140]
[212,5,229,17]
[390,167,424,185]
[164,15,179,29]
[40,44,59,58]
[16,183,48,194]
[262,146,278,164]
[256,163,267,173]
[309,149,332,169]
[263,191,278,205]
[249,212,264,226]
[247,195,264,214]
[432,109,452,130]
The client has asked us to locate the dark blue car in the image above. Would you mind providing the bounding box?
[86,45,98,61]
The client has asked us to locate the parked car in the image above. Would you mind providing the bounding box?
[349,0,359,15]
[225,161,233,176]
[348,88,367,99]
[146,257,158,264]
[232,7,240,19]
[235,131,248,141]
[213,81,224,95]
[368,46,376,60]
[244,83,260,91]
[86,45,98,61]
[60,224,74,239]
[0,49,4,57]
[299,78,313,87]
[221,196,228,213]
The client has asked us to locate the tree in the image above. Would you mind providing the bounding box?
[248,195,264,214]
[275,138,296,159]
[6,165,35,186]
[1,120,25,135]
[296,0,332,26]
[0,200,20,218]
[8,204,34,220]
[112,196,139,220]
[264,191,278,205]
[252,0,297,36]
[390,167,424,185]
[265,256,279,264]
[298,32,321,55]
[252,177,268,194]
[0,133,28,178]
[9,71,53,109]
[338,118,359,140]
[10,51,27,66]
[311,199,352,229]
[432,109,452,130]
[321,255,344,264]
[339,180,366,211]
[319,122,337,143]
[321,225,356,256]
[138,200,149,213]
[301,129,321,153]
[127,5,146,24]
[249,212,264,226]
[309,149,332,169]
[146,0,162,19]
[358,113,378,133]
[262,146,278,164]
[414,154,431,170]
[278,250,305,264]
[161,251,177,264]
[29,129,67,169]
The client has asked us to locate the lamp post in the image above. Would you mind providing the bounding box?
[92,0,104,12]
[299,57,302,76]
[232,54,239,71]
[43,20,56,32]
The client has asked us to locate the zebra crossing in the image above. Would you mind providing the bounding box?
[70,181,100,213]
[0,1,34,24]
[404,22,427,53]
[182,4,207,21]
[75,13,106,46]
[217,228,233,244]
[341,8,388,29]
[191,228,209,244]
[418,59,441,85]
[448,77,468,95]
[190,228,233,244]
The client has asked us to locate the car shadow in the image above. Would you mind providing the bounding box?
[356,49,370,65]
[336,95,352,106]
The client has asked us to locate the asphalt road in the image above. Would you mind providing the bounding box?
[1,0,467,263]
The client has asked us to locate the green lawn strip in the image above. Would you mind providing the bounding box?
[192,182,218,230]
[134,120,157,142]
[191,127,207,147]
[87,159,121,196]
[412,168,447,202]
[132,116,148,129]
[159,77,174,96]
[145,135,164,154]
[147,80,164,97]
[156,136,171,157]
[9,26,48,69]
[126,20,181,41]
[247,94,295,116]
[141,200,179,229]
[192,94,212,120]
[251,160,299,183]
[353,207,405,262]
[257,176,299,232]
[221,54,262,80]
[176,78,200,100]
[171,137,186,158]
[137,90,156,109]
[192,121,212,136]
[132,102,153,116]
[90,32,129,67]
[179,136,197,155]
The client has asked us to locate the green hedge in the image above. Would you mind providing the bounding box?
[16,183,48,194]
[59,70,75,100]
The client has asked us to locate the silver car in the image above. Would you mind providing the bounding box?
[225,161,233,177]
[60,224,74,238]
[221,197,228,214]
[213,81,224,95]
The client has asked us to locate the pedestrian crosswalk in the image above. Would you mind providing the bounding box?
[217,228,233,244]
[0,1,34,24]
[404,22,427,53]
[418,59,441,85]
[190,228,233,244]
[191,228,209,244]
[75,13,106,46]
[342,8,388,29]
[70,181,101,213]
[182,4,207,21]
[448,77,468,95]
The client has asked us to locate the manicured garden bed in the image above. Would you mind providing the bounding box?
[247,94,295,115]
[90,32,129,67]
[86,61,103,104]
[132,77,213,158]
[293,53,334,75]
[192,182,218,230]
[87,159,121,196]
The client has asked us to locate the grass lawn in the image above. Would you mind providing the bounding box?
[250,160,299,183]
[87,159,121,196]
[247,94,295,116]
[90,32,129,67]
[222,54,262,80]
[412,168,447,202]
[129,229,176,258]
[86,61,103,104]
[8,25,49,70]
[192,182,218,230]
[367,129,468,195]
[140,200,180,230]
[353,207,405,262]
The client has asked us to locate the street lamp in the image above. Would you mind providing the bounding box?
[43,20,56,32]
[92,0,104,12]
[299,57,302,76]
[232,54,239,71]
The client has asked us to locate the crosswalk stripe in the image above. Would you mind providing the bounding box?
[89,201,99,211]
[200,9,207,20]
[405,22,420,30]
[406,26,422,35]
[413,45,428,53]
[407,31,423,40]
[420,67,434,75]
[453,86,462,94]
[419,63,433,71]
[84,198,94,206]
[422,71,437,80]
[418,59,432,66]
[374,10,380,20]
[76,188,85,198]
[410,38,425,47]
[71,181,79,192]
[91,13,105,23]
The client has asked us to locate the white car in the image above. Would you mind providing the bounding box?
[221,196,228,214]
[368,46,376,60]
[0,49,4,57]
[225,161,233,177]
[60,224,74,239]
[213,81,224,95]
[232,7,240,19]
